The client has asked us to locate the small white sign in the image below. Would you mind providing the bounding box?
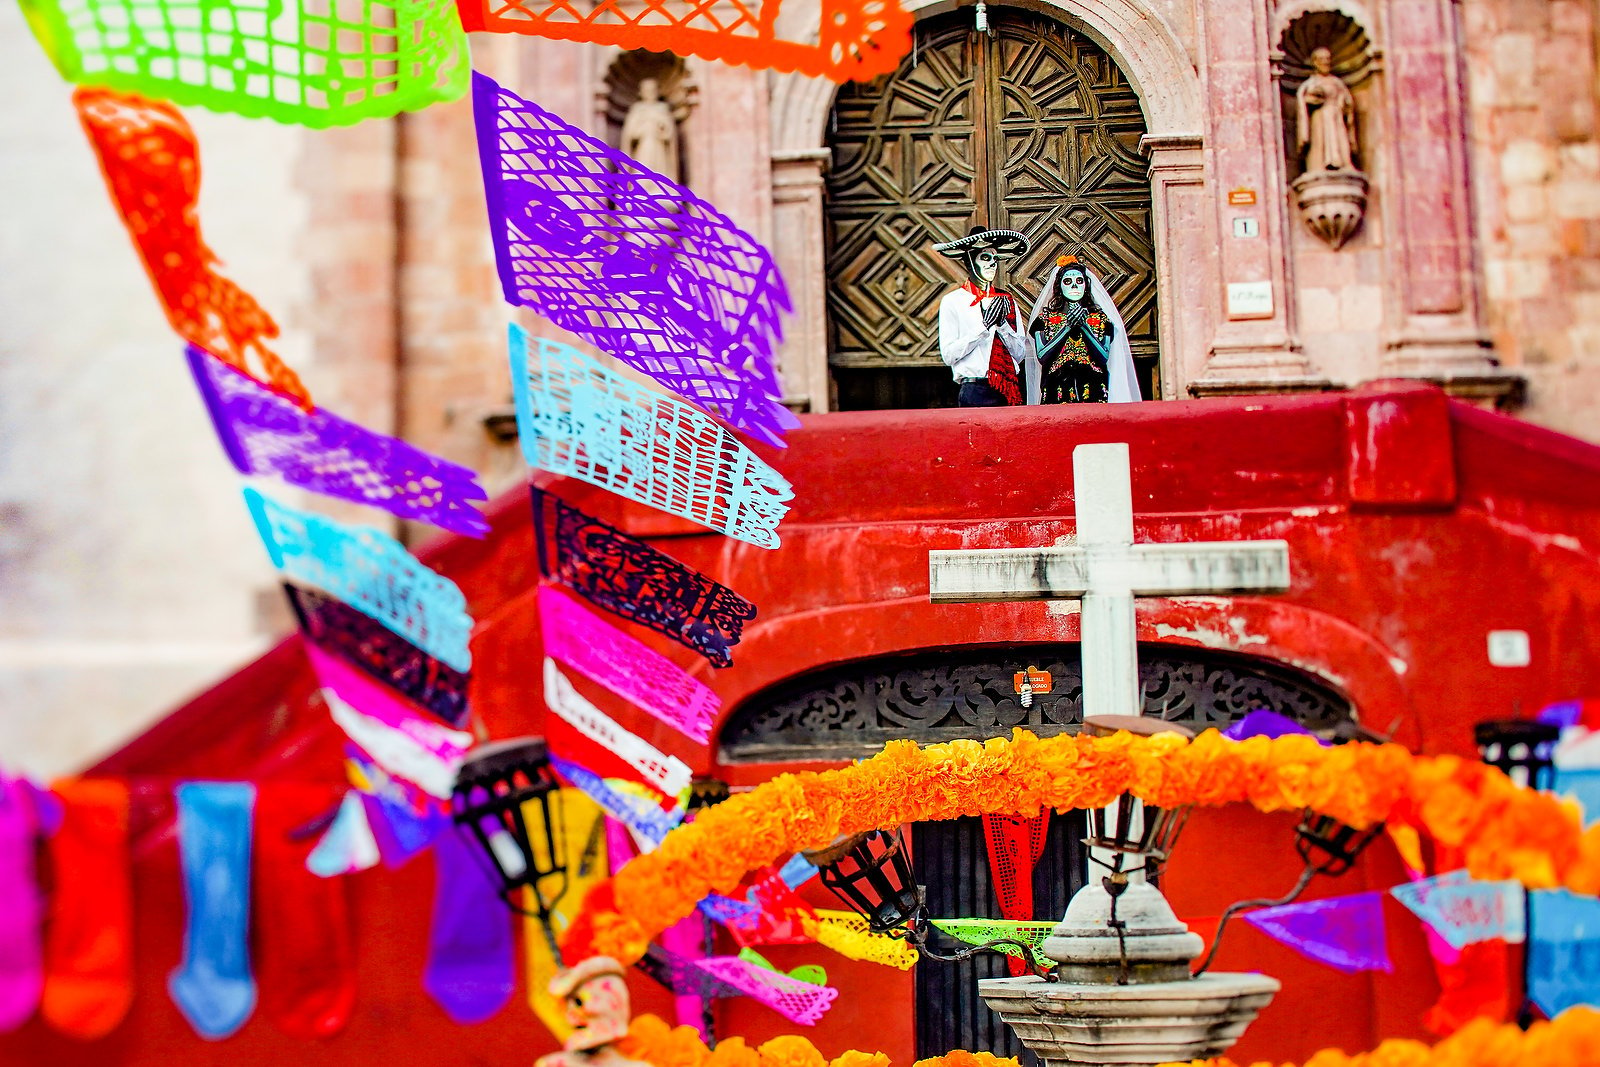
[1232,217,1259,238]
[1487,630,1531,668]
[1227,281,1274,318]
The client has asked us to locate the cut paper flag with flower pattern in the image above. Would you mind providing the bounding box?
[691,956,837,1026]
[457,0,910,83]
[320,656,473,801]
[635,945,744,1000]
[735,948,825,987]
[532,490,756,668]
[699,895,759,927]
[778,853,820,889]
[74,88,310,407]
[802,910,919,971]
[543,659,693,797]
[727,869,817,948]
[1528,890,1600,1019]
[245,488,473,672]
[539,588,719,745]
[306,792,380,878]
[550,756,684,849]
[28,0,468,126]
[287,584,471,729]
[930,919,1053,967]
[1391,871,1526,950]
[510,326,792,547]
[1242,892,1394,974]
[188,347,488,536]
[473,73,796,447]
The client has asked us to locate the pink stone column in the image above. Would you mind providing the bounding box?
[1192,0,1318,388]
[1380,0,1497,375]
[1143,135,1213,399]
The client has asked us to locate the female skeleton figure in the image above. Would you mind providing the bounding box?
[1025,255,1141,404]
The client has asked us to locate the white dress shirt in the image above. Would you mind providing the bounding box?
[938,285,1033,381]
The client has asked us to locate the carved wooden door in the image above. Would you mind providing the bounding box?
[825,9,1158,409]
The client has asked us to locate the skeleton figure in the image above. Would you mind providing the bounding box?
[931,225,1034,407]
[1025,255,1142,405]
[534,957,649,1067]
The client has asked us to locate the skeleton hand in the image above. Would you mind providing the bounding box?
[981,294,1012,329]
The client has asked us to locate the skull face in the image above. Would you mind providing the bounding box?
[1060,268,1088,303]
[970,248,1000,287]
[563,973,631,1052]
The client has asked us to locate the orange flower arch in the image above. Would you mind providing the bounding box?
[618,1009,1600,1067]
[564,728,1600,965]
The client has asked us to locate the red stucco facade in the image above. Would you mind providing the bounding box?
[6,382,1598,1066]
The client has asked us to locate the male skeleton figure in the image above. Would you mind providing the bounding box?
[933,225,1033,407]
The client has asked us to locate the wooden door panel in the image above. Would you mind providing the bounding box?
[825,8,1159,393]
[827,19,979,369]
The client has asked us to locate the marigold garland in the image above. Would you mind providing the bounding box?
[1164,1007,1600,1067]
[564,729,1600,965]
[617,1014,1018,1067]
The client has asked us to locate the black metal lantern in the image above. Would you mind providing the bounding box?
[1295,811,1383,876]
[804,829,924,934]
[1081,716,1196,870]
[451,737,568,951]
[803,826,1052,977]
[1475,719,1561,790]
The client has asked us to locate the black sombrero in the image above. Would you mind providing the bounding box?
[932,224,1031,260]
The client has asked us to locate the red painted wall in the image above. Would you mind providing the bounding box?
[5,384,1597,1066]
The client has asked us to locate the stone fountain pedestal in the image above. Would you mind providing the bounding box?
[978,881,1279,1067]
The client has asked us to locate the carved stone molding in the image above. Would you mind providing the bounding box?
[720,644,1355,762]
[1293,169,1368,250]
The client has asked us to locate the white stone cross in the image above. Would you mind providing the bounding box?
[928,443,1291,719]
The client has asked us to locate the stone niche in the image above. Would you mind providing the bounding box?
[600,49,697,186]
[1275,10,1378,250]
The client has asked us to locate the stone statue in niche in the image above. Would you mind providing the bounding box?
[1285,38,1369,250]
[1296,47,1358,172]
[620,78,679,179]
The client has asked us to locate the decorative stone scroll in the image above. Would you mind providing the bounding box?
[244,488,473,672]
[189,346,488,537]
[29,0,468,126]
[531,490,756,668]
[543,659,693,797]
[549,756,684,849]
[74,88,309,407]
[690,957,838,1025]
[539,588,719,744]
[457,0,909,83]
[473,73,796,447]
[286,584,471,729]
[509,326,792,548]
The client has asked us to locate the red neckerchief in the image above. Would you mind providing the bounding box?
[961,282,1022,405]
[963,280,1005,306]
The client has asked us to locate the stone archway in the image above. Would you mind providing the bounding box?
[767,0,1205,411]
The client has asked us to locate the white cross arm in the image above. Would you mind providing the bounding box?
[928,541,1292,603]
